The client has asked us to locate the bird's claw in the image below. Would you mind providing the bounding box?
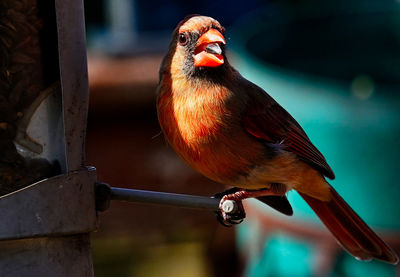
[214,191,246,227]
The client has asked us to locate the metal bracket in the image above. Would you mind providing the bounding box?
[0,167,97,241]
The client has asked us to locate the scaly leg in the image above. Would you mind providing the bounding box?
[215,184,286,227]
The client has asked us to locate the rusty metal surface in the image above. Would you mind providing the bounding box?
[55,0,90,172]
[0,168,97,241]
[0,234,93,277]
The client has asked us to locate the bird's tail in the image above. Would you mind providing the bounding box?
[299,185,398,264]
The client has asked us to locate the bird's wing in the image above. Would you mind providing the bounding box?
[241,85,335,179]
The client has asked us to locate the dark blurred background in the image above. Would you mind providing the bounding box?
[84,0,400,276]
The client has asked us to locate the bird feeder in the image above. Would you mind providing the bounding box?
[0,0,97,275]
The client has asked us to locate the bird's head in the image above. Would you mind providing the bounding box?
[162,15,227,80]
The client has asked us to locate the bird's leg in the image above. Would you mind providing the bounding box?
[215,184,286,227]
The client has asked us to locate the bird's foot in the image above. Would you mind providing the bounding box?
[215,187,285,227]
[214,188,245,227]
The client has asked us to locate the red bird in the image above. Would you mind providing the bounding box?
[156,15,398,264]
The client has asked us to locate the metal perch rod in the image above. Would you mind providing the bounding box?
[110,187,221,211]
[95,182,238,214]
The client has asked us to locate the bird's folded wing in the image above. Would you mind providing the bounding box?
[242,94,335,180]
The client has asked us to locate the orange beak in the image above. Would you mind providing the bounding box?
[193,29,226,67]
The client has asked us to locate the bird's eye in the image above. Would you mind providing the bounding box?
[178,33,189,45]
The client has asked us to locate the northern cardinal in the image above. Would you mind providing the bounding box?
[156,15,398,264]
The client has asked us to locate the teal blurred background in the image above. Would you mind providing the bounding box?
[230,2,400,276]
[85,0,400,276]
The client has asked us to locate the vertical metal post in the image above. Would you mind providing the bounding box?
[55,0,90,172]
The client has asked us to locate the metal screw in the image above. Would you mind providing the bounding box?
[221,200,237,214]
